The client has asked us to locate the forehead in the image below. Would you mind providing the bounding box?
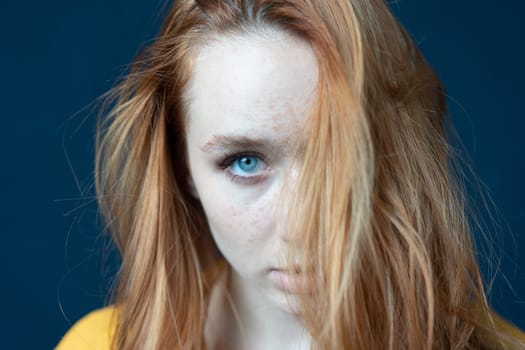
[184,28,318,141]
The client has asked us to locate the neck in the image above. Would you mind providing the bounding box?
[205,267,311,350]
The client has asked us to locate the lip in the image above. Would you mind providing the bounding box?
[268,268,311,294]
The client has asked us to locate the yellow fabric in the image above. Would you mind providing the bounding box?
[56,305,524,349]
[484,310,525,349]
[55,306,116,350]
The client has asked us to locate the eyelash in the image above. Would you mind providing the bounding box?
[217,151,269,185]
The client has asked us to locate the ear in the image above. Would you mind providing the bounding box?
[187,175,200,199]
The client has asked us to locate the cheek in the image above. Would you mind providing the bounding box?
[188,153,276,244]
[201,187,274,245]
[199,189,277,274]
[186,140,281,272]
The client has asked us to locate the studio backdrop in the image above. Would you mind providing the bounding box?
[1,1,523,349]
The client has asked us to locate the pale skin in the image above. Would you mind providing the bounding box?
[184,28,318,350]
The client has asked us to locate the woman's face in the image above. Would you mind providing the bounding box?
[184,29,318,312]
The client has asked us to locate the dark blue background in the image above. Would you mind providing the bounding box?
[1,1,523,348]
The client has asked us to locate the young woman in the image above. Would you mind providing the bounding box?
[57,0,525,349]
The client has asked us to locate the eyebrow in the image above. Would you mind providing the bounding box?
[200,134,277,153]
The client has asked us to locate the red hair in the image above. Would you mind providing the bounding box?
[95,0,525,348]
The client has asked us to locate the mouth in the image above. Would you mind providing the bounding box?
[268,268,311,294]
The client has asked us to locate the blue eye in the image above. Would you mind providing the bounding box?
[218,152,269,184]
[232,156,259,173]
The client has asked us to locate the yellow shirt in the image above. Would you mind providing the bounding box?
[56,305,525,349]
[55,307,116,350]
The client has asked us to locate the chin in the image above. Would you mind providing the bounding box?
[267,288,303,316]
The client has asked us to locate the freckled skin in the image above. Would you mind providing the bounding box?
[184,28,318,348]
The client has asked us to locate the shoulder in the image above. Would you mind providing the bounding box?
[55,306,117,350]
[492,311,525,347]
[481,309,525,349]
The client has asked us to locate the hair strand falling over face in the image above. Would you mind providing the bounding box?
[95,0,525,349]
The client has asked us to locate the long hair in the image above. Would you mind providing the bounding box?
[95,0,525,349]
